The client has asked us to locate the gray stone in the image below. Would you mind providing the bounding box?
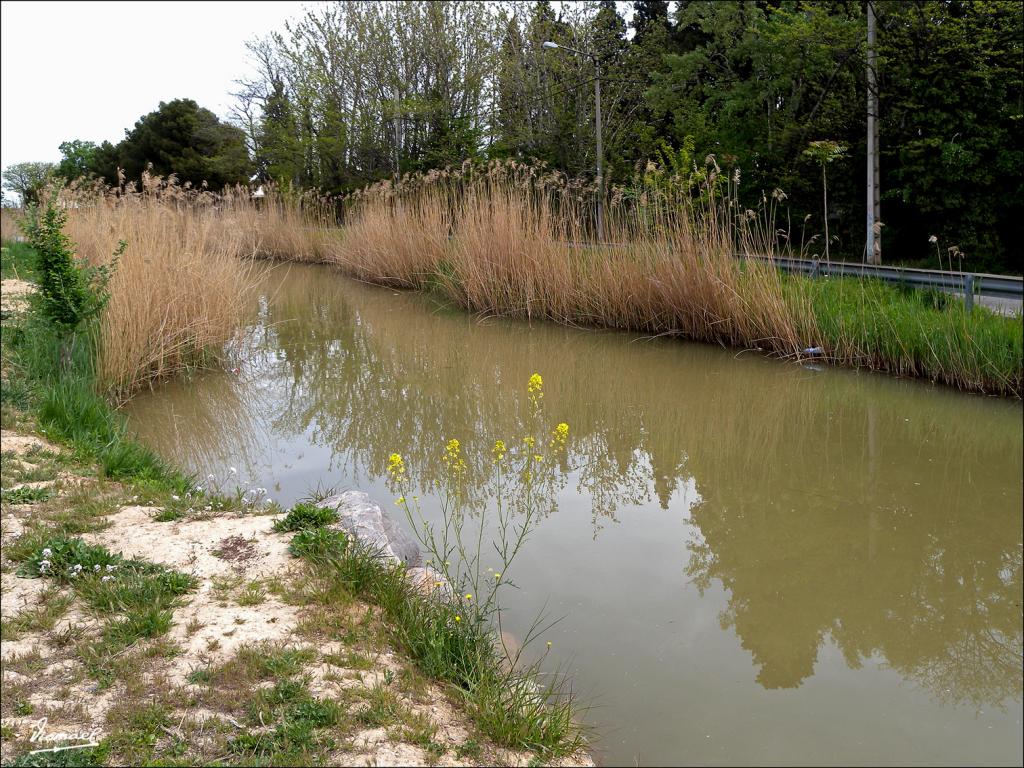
[321,490,421,566]
[406,564,453,597]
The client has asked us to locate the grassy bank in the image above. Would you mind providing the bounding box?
[1,230,589,764]
[41,166,1023,397]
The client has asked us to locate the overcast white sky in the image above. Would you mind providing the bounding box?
[0,1,304,171]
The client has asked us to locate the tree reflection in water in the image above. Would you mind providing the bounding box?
[128,263,1023,712]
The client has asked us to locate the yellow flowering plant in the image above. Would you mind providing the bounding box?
[387,372,570,660]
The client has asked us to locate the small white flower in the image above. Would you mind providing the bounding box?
[73,564,83,572]
[172,495,180,501]
[101,575,113,582]
[106,564,116,572]
[265,498,272,505]
[93,564,101,572]
[41,548,52,557]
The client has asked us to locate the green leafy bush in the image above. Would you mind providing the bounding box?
[272,501,337,532]
[22,197,120,333]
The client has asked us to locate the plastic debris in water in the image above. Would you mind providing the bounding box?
[802,346,823,356]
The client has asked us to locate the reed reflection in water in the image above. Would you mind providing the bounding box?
[125,263,1023,766]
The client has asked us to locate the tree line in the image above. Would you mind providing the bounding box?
[4,1,1021,272]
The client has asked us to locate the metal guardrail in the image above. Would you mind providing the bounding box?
[556,239,1022,309]
[747,254,1023,302]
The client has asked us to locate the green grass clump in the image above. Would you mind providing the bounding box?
[8,744,109,767]
[1,485,52,504]
[247,678,312,724]
[5,311,192,489]
[788,276,1023,395]
[0,241,38,281]
[12,537,196,685]
[355,683,405,727]
[17,536,121,580]
[288,527,348,563]
[273,502,337,532]
[211,667,341,763]
[289,537,584,758]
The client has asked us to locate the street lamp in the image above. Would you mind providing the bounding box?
[543,40,604,240]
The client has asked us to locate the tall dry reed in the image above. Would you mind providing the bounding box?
[54,174,328,402]
[335,160,811,358]
[328,160,1019,396]
[1,207,24,243]
[38,160,1019,399]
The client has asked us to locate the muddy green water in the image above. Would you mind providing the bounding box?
[125,263,1023,766]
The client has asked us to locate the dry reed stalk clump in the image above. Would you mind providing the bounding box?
[57,176,263,402]
[334,179,452,287]
[336,161,809,358]
[223,185,338,263]
[1,207,24,242]
[330,160,1019,395]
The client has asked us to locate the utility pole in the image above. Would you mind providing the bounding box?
[543,40,604,240]
[594,66,604,240]
[866,0,881,264]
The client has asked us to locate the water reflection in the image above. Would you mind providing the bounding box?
[126,264,1023,721]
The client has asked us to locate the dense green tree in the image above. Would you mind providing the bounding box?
[876,0,1023,273]
[231,0,1022,271]
[54,140,98,183]
[2,161,55,205]
[256,79,302,184]
[88,141,121,186]
[116,99,253,188]
[648,2,865,254]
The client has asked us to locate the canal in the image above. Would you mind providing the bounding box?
[125,263,1024,766]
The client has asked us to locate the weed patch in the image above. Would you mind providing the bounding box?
[272,502,337,533]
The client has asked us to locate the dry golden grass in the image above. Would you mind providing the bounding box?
[1,207,24,242]
[55,175,329,402]
[34,161,1018,400]
[333,161,811,359]
[327,161,1019,395]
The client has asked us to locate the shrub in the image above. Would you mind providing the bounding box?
[22,196,118,333]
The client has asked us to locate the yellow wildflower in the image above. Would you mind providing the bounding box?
[492,439,507,463]
[455,615,461,623]
[528,373,544,412]
[387,453,406,479]
[549,422,570,449]
[465,593,473,600]
[442,438,467,478]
